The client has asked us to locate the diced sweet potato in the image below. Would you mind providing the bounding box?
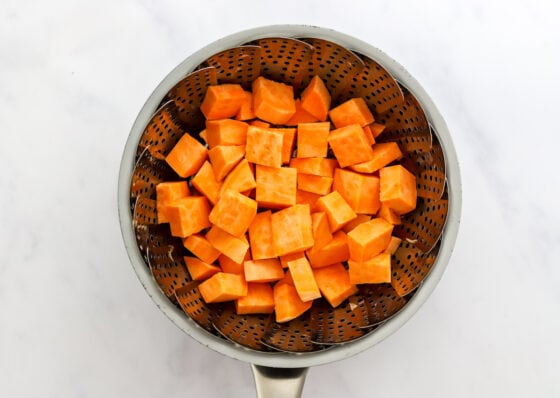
[377,203,402,225]
[297,122,330,158]
[311,212,333,251]
[221,158,256,194]
[306,230,349,268]
[183,234,221,264]
[218,252,250,275]
[276,269,295,286]
[342,214,372,233]
[205,119,248,148]
[200,84,246,120]
[249,120,270,128]
[289,157,338,177]
[383,236,402,255]
[206,225,250,264]
[209,189,257,237]
[297,173,333,195]
[184,256,221,281]
[208,145,245,181]
[199,129,208,143]
[166,196,211,238]
[198,272,248,303]
[244,258,284,282]
[165,133,208,178]
[252,76,296,124]
[300,76,331,121]
[255,165,297,209]
[277,128,296,164]
[271,204,314,256]
[313,263,358,307]
[328,97,374,128]
[349,142,403,174]
[273,283,312,323]
[279,252,305,269]
[348,253,391,284]
[295,190,321,211]
[287,256,321,302]
[235,91,255,121]
[362,125,376,146]
[235,283,275,315]
[370,123,386,138]
[245,126,284,168]
[316,191,357,232]
[347,218,393,261]
[191,161,222,205]
[285,99,319,126]
[248,211,276,260]
[328,124,374,167]
[156,181,190,223]
[333,168,380,215]
[379,165,417,214]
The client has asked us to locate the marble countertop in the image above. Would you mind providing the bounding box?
[2,1,559,396]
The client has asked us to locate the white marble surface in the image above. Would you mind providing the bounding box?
[2,0,559,396]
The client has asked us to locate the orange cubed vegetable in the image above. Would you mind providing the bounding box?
[236,283,275,315]
[350,142,403,174]
[199,129,208,143]
[300,75,331,121]
[277,128,296,164]
[183,234,221,264]
[289,157,338,177]
[313,263,358,308]
[287,256,321,302]
[156,181,190,223]
[273,283,312,323]
[208,145,245,181]
[295,190,321,211]
[271,204,314,256]
[333,168,380,215]
[377,203,402,225]
[279,252,305,269]
[342,214,372,233]
[328,97,374,128]
[362,125,376,146]
[200,84,246,120]
[297,174,333,195]
[370,122,386,138]
[379,165,417,214]
[245,126,284,168]
[235,91,256,121]
[250,120,270,128]
[297,122,330,158]
[165,133,208,178]
[306,230,349,268]
[209,189,257,237]
[316,191,357,232]
[276,269,295,286]
[184,256,220,281]
[348,253,391,284]
[198,272,248,303]
[328,124,374,167]
[285,99,320,126]
[221,158,256,194]
[311,212,333,251]
[255,165,297,209]
[206,225,250,264]
[347,218,393,261]
[252,76,296,124]
[218,252,250,275]
[248,211,276,260]
[205,119,248,149]
[191,161,222,205]
[166,196,211,238]
[244,258,284,282]
[383,236,402,255]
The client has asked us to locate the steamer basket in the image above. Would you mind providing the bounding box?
[118,25,461,397]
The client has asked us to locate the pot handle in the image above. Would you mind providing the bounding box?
[251,365,309,398]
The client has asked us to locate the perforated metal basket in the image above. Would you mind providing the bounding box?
[118,25,461,397]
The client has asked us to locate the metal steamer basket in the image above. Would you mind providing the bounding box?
[118,25,461,398]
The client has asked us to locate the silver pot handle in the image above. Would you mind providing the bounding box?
[251,365,309,398]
